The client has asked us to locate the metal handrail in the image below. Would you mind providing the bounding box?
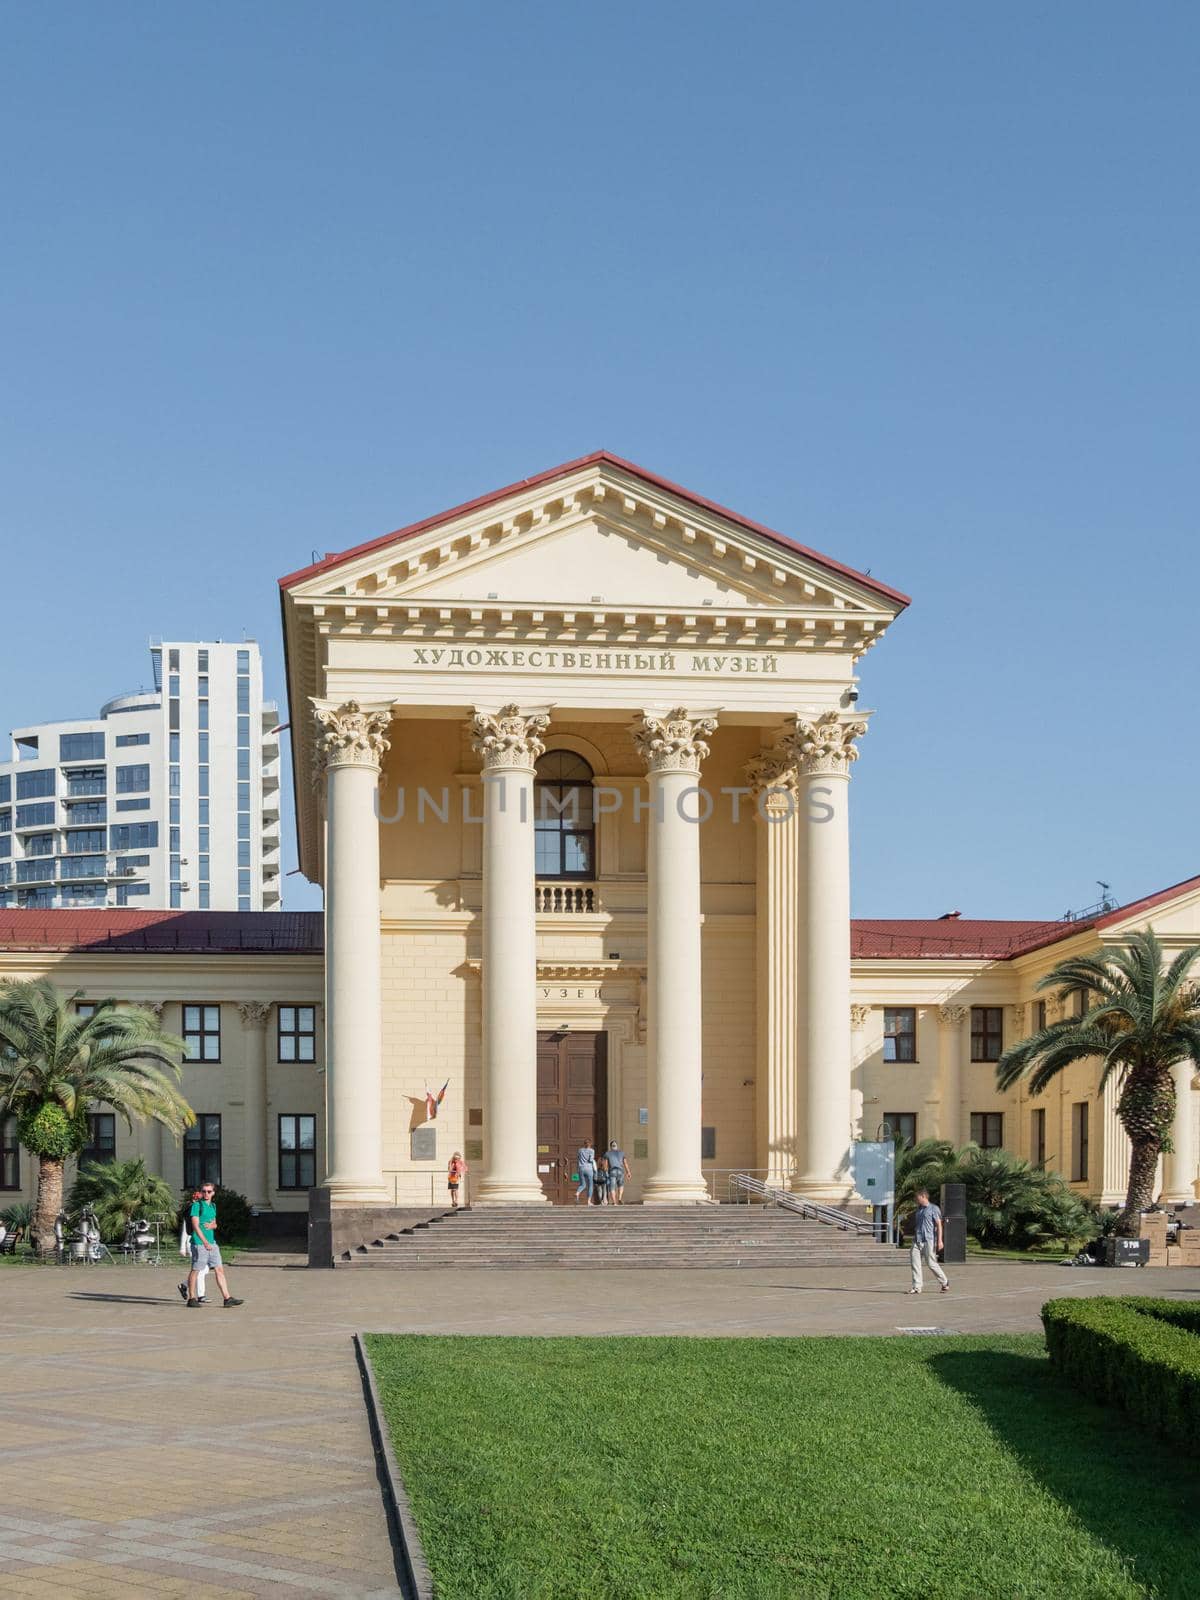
[727,1172,877,1235]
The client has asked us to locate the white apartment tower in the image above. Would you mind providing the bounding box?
[0,640,282,911]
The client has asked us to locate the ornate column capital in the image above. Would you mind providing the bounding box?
[781,711,867,777]
[237,1001,273,1028]
[137,1000,165,1020]
[470,704,551,772]
[850,1003,870,1030]
[312,699,393,780]
[745,746,798,798]
[938,1003,968,1027]
[631,708,717,775]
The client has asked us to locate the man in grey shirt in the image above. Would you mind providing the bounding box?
[908,1187,950,1294]
[605,1140,630,1204]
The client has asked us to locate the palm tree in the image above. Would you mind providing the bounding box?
[0,980,193,1255]
[69,1157,176,1243]
[997,928,1200,1233]
[893,1136,960,1224]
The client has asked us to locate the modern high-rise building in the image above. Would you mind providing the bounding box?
[0,640,281,911]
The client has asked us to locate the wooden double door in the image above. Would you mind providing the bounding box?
[536,1031,607,1203]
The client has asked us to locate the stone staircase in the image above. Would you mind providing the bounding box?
[339,1204,897,1269]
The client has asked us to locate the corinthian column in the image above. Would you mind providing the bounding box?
[470,704,550,1204]
[632,707,717,1204]
[781,711,867,1200]
[746,747,803,1189]
[313,699,392,1204]
[238,1001,273,1208]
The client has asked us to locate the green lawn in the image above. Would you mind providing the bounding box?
[364,1333,1200,1600]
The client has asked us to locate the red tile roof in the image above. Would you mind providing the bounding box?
[851,919,1076,960]
[0,911,323,954]
[277,450,912,608]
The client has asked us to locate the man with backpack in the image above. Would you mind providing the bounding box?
[186,1183,244,1308]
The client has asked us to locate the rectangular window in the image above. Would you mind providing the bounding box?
[237,782,250,811]
[1,1115,18,1189]
[237,840,251,868]
[198,827,210,852]
[237,678,250,714]
[168,648,180,670]
[115,764,150,794]
[184,1115,222,1187]
[885,1112,918,1148]
[970,1112,1004,1150]
[169,733,180,763]
[66,771,105,797]
[198,885,210,908]
[65,829,106,853]
[1031,1107,1046,1169]
[109,822,158,851]
[278,1113,317,1189]
[700,1126,717,1161]
[26,832,55,857]
[80,1112,116,1167]
[237,748,250,781]
[238,895,250,911]
[168,673,180,697]
[169,827,180,853]
[170,798,181,824]
[16,769,55,801]
[183,1005,221,1061]
[64,800,105,824]
[198,799,209,825]
[278,1005,316,1062]
[237,814,250,840]
[1072,1102,1090,1182]
[237,715,250,746]
[170,885,182,908]
[883,1009,917,1063]
[115,797,151,812]
[60,732,105,762]
[198,650,208,672]
[114,732,150,748]
[169,699,179,732]
[59,856,106,880]
[199,767,210,798]
[15,802,55,828]
[17,859,55,882]
[237,648,250,671]
[198,733,209,764]
[0,808,9,832]
[0,775,9,803]
[198,700,209,731]
[970,1007,1004,1063]
[1034,999,1047,1032]
[1072,987,1088,1020]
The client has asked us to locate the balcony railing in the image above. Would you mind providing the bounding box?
[66,778,106,798]
[535,881,598,914]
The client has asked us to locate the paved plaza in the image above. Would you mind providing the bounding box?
[1,1257,1198,1597]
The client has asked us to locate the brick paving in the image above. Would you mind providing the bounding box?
[2,1255,1198,1596]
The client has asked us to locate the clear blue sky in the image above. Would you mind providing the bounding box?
[2,5,1196,918]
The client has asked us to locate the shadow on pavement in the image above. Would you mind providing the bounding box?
[68,1292,174,1306]
[930,1348,1200,1600]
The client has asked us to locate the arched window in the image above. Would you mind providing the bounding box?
[534,751,595,880]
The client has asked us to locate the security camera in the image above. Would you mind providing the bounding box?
[844,687,860,705]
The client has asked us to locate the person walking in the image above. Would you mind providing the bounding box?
[595,1155,610,1206]
[447,1151,468,1209]
[907,1186,950,1295]
[178,1188,209,1305]
[575,1140,596,1204]
[605,1141,631,1204]
[186,1183,244,1308]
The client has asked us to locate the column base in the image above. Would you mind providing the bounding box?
[473,1179,548,1206]
[326,1177,391,1206]
[1160,1188,1199,1206]
[642,1177,714,1206]
[790,1177,855,1206]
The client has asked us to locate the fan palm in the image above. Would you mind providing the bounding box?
[69,1157,176,1243]
[893,1137,960,1223]
[997,928,1200,1233]
[0,980,193,1255]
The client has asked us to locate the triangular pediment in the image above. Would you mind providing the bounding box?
[287,457,903,622]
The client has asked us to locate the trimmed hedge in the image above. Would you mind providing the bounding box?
[1042,1296,1200,1452]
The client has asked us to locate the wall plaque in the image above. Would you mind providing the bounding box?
[411,1126,437,1161]
[465,1140,483,1160]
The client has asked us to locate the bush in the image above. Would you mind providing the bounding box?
[1042,1296,1200,1452]
[0,1201,33,1235]
[961,1148,1094,1250]
[178,1183,253,1245]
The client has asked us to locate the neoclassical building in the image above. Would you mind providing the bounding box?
[1,453,1196,1220]
[278,451,1197,1212]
